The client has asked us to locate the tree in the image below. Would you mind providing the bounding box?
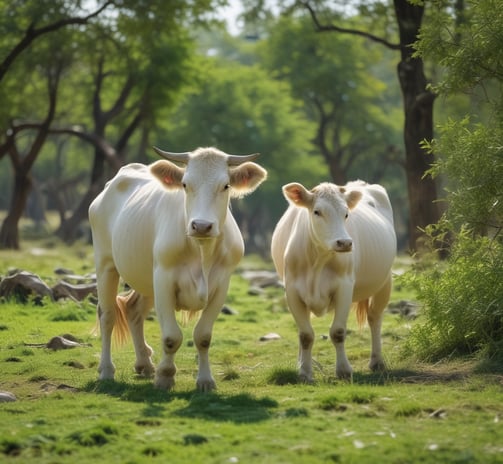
[245,0,442,251]
[0,0,113,83]
[0,0,223,248]
[0,28,69,248]
[258,15,402,185]
[0,0,114,248]
[403,0,503,362]
[163,58,326,253]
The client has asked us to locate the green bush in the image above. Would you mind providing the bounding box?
[404,0,503,364]
[402,233,503,361]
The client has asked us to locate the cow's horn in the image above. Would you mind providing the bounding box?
[227,153,260,166]
[153,146,190,163]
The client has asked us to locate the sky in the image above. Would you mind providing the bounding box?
[220,0,244,35]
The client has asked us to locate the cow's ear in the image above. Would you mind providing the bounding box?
[229,162,267,198]
[283,182,313,208]
[345,190,362,210]
[150,160,185,189]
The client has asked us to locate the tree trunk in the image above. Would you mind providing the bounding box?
[56,183,102,243]
[56,149,106,243]
[0,173,32,249]
[394,0,441,251]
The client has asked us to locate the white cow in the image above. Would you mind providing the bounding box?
[89,147,267,391]
[271,180,396,382]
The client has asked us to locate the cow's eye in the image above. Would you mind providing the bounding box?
[182,183,187,189]
[224,184,230,191]
[313,210,321,217]
[345,212,349,219]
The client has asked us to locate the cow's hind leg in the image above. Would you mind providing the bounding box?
[117,291,155,377]
[96,265,120,380]
[367,273,392,371]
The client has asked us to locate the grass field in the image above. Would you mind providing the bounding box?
[1,238,503,463]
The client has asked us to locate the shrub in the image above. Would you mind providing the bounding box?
[405,0,503,364]
[402,233,503,361]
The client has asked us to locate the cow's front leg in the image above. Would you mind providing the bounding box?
[286,287,314,383]
[153,273,182,390]
[330,280,354,380]
[155,308,182,390]
[193,285,229,392]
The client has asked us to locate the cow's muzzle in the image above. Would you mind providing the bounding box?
[333,239,353,253]
[189,219,214,238]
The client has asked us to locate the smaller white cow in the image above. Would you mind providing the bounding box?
[89,147,267,391]
[271,180,396,382]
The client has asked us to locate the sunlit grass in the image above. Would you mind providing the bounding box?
[1,241,503,463]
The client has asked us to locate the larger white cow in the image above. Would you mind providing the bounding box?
[89,147,267,391]
[271,180,396,382]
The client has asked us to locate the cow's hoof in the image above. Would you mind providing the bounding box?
[299,373,314,384]
[196,378,216,393]
[369,359,386,372]
[135,362,155,378]
[335,367,353,381]
[98,364,115,380]
[155,375,175,390]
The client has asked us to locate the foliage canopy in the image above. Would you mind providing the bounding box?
[404,0,503,361]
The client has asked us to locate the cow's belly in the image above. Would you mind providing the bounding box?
[115,262,154,297]
[112,236,156,296]
[352,256,394,301]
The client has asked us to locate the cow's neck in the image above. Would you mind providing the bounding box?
[197,236,221,279]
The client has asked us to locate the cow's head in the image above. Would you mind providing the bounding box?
[151,147,267,239]
[283,182,361,252]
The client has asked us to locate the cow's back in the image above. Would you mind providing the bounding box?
[346,198,396,301]
[89,164,185,296]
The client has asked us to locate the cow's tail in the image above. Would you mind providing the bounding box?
[91,292,131,345]
[180,309,201,327]
[355,298,369,329]
[114,290,136,345]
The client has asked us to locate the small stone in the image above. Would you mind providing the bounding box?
[183,434,208,445]
[221,305,238,315]
[259,332,281,341]
[0,391,17,402]
[46,336,81,350]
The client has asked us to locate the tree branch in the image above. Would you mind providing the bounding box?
[48,126,122,172]
[0,1,114,83]
[301,1,401,50]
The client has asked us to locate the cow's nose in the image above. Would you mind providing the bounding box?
[334,239,352,252]
[191,220,213,235]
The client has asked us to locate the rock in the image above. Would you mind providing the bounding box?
[46,336,85,350]
[247,286,264,296]
[387,300,420,319]
[183,434,208,445]
[241,270,282,288]
[0,271,53,303]
[259,332,281,341]
[0,391,16,402]
[54,267,74,275]
[51,281,97,301]
[221,305,238,315]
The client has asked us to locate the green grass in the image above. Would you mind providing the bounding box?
[1,243,503,463]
